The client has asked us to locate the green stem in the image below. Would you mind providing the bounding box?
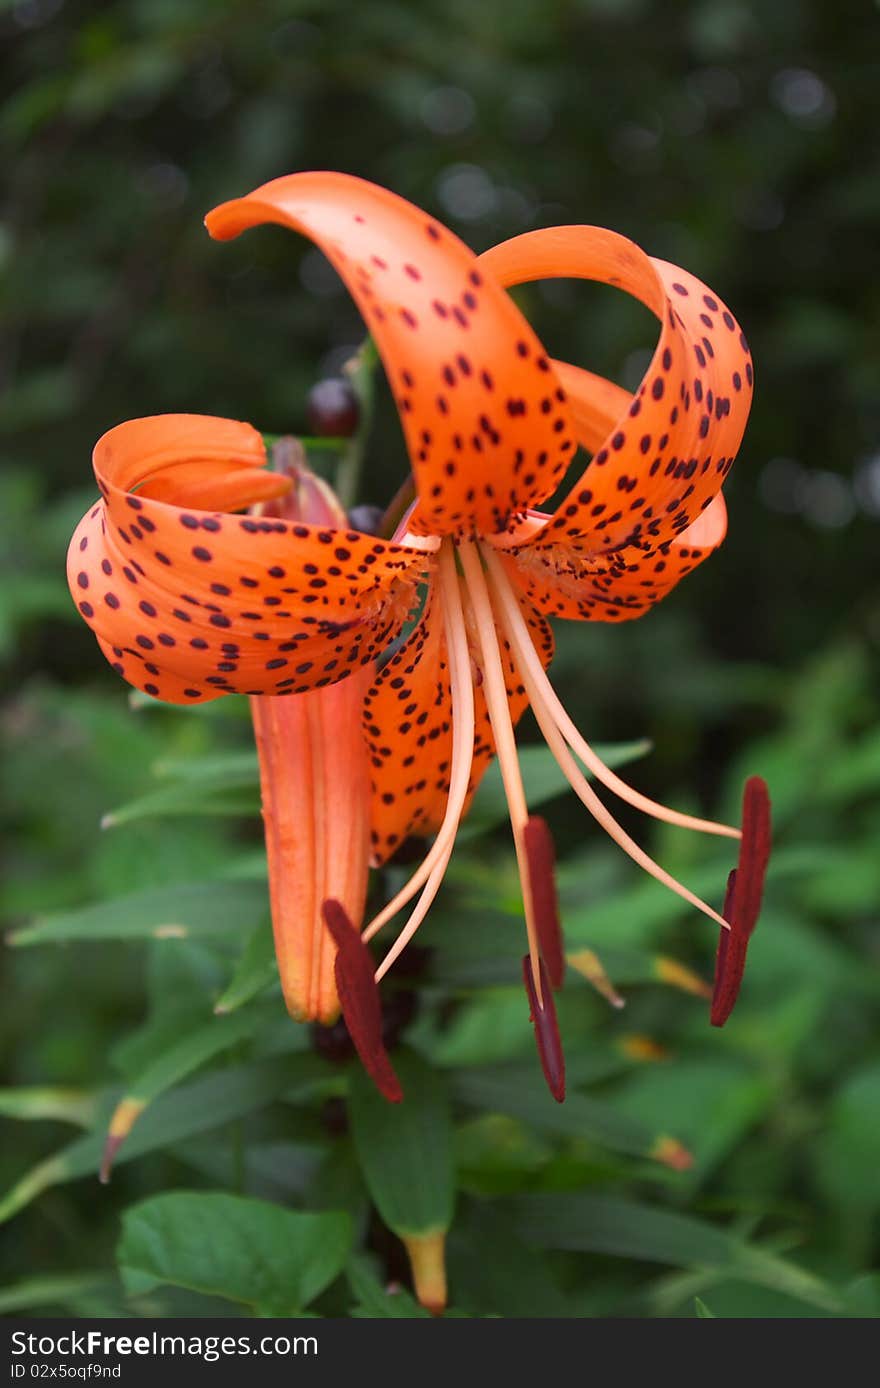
[381,473,416,538]
[297,436,349,453]
[334,336,379,509]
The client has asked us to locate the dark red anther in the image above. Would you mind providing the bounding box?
[522,955,566,1102]
[711,777,772,1027]
[711,869,745,1026]
[731,776,771,939]
[322,899,403,1102]
[523,815,565,989]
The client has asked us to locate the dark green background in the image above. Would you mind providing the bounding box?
[2,0,878,1318]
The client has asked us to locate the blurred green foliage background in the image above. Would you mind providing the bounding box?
[1,0,879,1318]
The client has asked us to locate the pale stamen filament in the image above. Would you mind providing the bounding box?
[457,539,544,1001]
[374,840,456,983]
[481,544,740,842]
[370,539,476,980]
[483,546,730,933]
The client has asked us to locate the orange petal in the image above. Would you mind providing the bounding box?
[138,461,292,511]
[205,173,577,536]
[364,582,453,865]
[68,414,427,705]
[480,226,752,554]
[365,578,555,865]
[497,357,728,623]
[550,360,632,453]
[251,672,371,1024]
[500,491,727,623]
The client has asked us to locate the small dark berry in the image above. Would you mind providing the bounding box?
[307,377,360,437]
[311,1014,356,1063]
[380,989,418,1049]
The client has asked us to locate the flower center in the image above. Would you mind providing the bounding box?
[361,534,743,993]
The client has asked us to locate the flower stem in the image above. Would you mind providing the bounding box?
[335,336,379,509]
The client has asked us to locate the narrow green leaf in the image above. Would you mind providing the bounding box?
[102,785,258,827]
[732,1246,845,1315]
[452,1063,688,1166]
[0,1273,112,1316]
[0,1055,327,1225]
[8,879,267,946]
[511,1192,733,1262]
[694,1297,716,1317]
[349,1050,454,1237]
[102,1009,272,1174]
[118,1192,351,1313]
[152,750,259,785]
[346,1257,431,1319]
[124,1010,264,1108]
[511,1193,843,1313]
[214,919,278,1014]
[101,742,260,828]
[0,1086,97,1127]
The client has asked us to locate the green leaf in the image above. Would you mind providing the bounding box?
[821,727,880,803]
[694,1297,716,1317]
[460,740,651,837]
[0,1086,97,1127]
[0,1055,328,1225]
[102,1008,273,1171]
[349,1050,454,1237]
[511,1193,843,1313]
[0,1273,112,1316]
[100,784,258,827]
[452,1062,687,1166]
[448,1205,574,1318]
[8,879,267,946]
[346,1257,431,1319]
[121,1010,265,1108]
[813,1061,880,1210]
[102,749,260,827]
[152,750,259,785]
[214,919,278,1014]
[118,1192,351,1314]
[608,1060,774,1185]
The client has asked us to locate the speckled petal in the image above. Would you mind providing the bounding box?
[205,173,577,537]
[67,414,428,704]
[365,571,555,864]
[497,361,728,623]
[479,226,753,554]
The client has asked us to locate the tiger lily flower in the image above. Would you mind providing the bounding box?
[67,172,770,1102]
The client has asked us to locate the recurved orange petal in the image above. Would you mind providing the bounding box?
[479,226,752,555]
[205,173,577,537]
[498,360,728,622]
[67,414,428,704]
